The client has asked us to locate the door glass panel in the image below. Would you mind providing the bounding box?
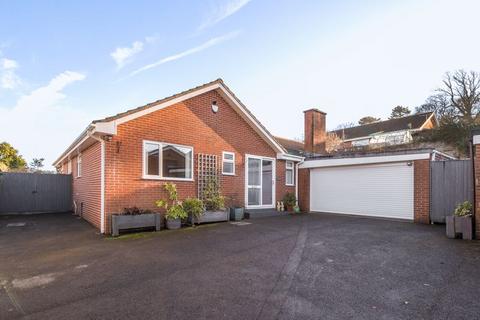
[248,188,261,206]
[262,160,273,205]
[248,159,261,186]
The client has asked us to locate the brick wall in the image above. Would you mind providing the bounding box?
[72,142,102,230]
[103,89,291,233]
[414,159,430,224]
[297,168,310,212]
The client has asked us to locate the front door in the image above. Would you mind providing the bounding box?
[246,155,275,208]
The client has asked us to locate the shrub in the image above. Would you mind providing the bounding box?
[155,183,187,220]
[203,179,225,211]
[183,198,204,218]
[166,204,188,220]
[123,207,152,215]
[454,201,472,217]
[283,192,296,207]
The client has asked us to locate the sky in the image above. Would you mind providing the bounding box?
[1,0,480,170]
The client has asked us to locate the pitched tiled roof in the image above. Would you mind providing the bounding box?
[274,136,305,156]
[330,112,435,140]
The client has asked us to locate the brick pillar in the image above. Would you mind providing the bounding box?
[304,109,327,154]
[298,168,310,212]
[414,159,430,224]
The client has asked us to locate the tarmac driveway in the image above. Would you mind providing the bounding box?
[1,212,479,319]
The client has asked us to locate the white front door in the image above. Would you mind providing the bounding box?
[246,155,276,209]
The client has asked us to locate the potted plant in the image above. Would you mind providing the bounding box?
[111,207,161,237]
[199,179,229,223]
[446,201,473,240]
[183,197,205,225]
[283,192,297,212]
[227,195,244,221]
[155,183,187,230]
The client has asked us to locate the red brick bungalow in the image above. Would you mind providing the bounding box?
[53,79,303,234]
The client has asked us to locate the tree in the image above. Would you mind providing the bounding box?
[325,133,343,153]
[358,116,381,125]
[418,70,480,124]
[0,142,27,171]
[390,106,411,119]
[29,158,45,172]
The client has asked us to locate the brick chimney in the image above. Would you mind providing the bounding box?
[304,109,327,154]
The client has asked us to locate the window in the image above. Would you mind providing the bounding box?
[67,160,72,174]
[143,140,193,180]
[76,155,82,178]
[222,152,235,175]
[285,161,294,186]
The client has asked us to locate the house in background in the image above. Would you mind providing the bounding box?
[274,111,438,157]
[331,112,438,148]
[53,79,303,234]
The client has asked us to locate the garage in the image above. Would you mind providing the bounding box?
[310,162,414,220]
[299,152,433,222]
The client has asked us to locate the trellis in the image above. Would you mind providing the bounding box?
[197,154,219,200]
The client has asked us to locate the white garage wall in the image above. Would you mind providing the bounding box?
[310,162,414,220]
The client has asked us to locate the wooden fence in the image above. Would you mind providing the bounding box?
[430,160,473,223]
[0,172,72,214]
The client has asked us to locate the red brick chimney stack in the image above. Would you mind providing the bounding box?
[304,108,327,154]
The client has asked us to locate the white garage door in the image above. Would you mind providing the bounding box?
[310,162,414,220]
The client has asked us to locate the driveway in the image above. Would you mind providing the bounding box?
[1,213,479,320]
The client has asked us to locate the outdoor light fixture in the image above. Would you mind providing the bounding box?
[407,162,413,166]
[211,101,218,113]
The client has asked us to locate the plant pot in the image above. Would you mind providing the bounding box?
[193,210,229,224]
[446,215,473,240]
[166,218,182,230]
[111,213,161,237]
[229,207,244,221]
[446,216,455,238]
[285,205,294,213]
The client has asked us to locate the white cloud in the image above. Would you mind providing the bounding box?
[1,58,21,89]
[198,0,252,31]
[130,31,240,76]
[0,71,88,169]
[110,41,144,69]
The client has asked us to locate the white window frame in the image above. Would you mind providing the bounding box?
[142,140,194,181]
[285,161,294,186]
[76,154,82,178]
[222,151,235,176]
[67,159,72,174]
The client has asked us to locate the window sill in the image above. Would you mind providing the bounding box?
[286,184,295,187]
[222,172,236,176]
[142,176,194,182]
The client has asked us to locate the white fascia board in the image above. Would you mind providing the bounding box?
[473,135,480,145]
[299,153,431,169]
[113,83,221,125]
[94,122,116,135]
[277,153,304,162]
[53,133,91,167]
[432,150,456,160]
